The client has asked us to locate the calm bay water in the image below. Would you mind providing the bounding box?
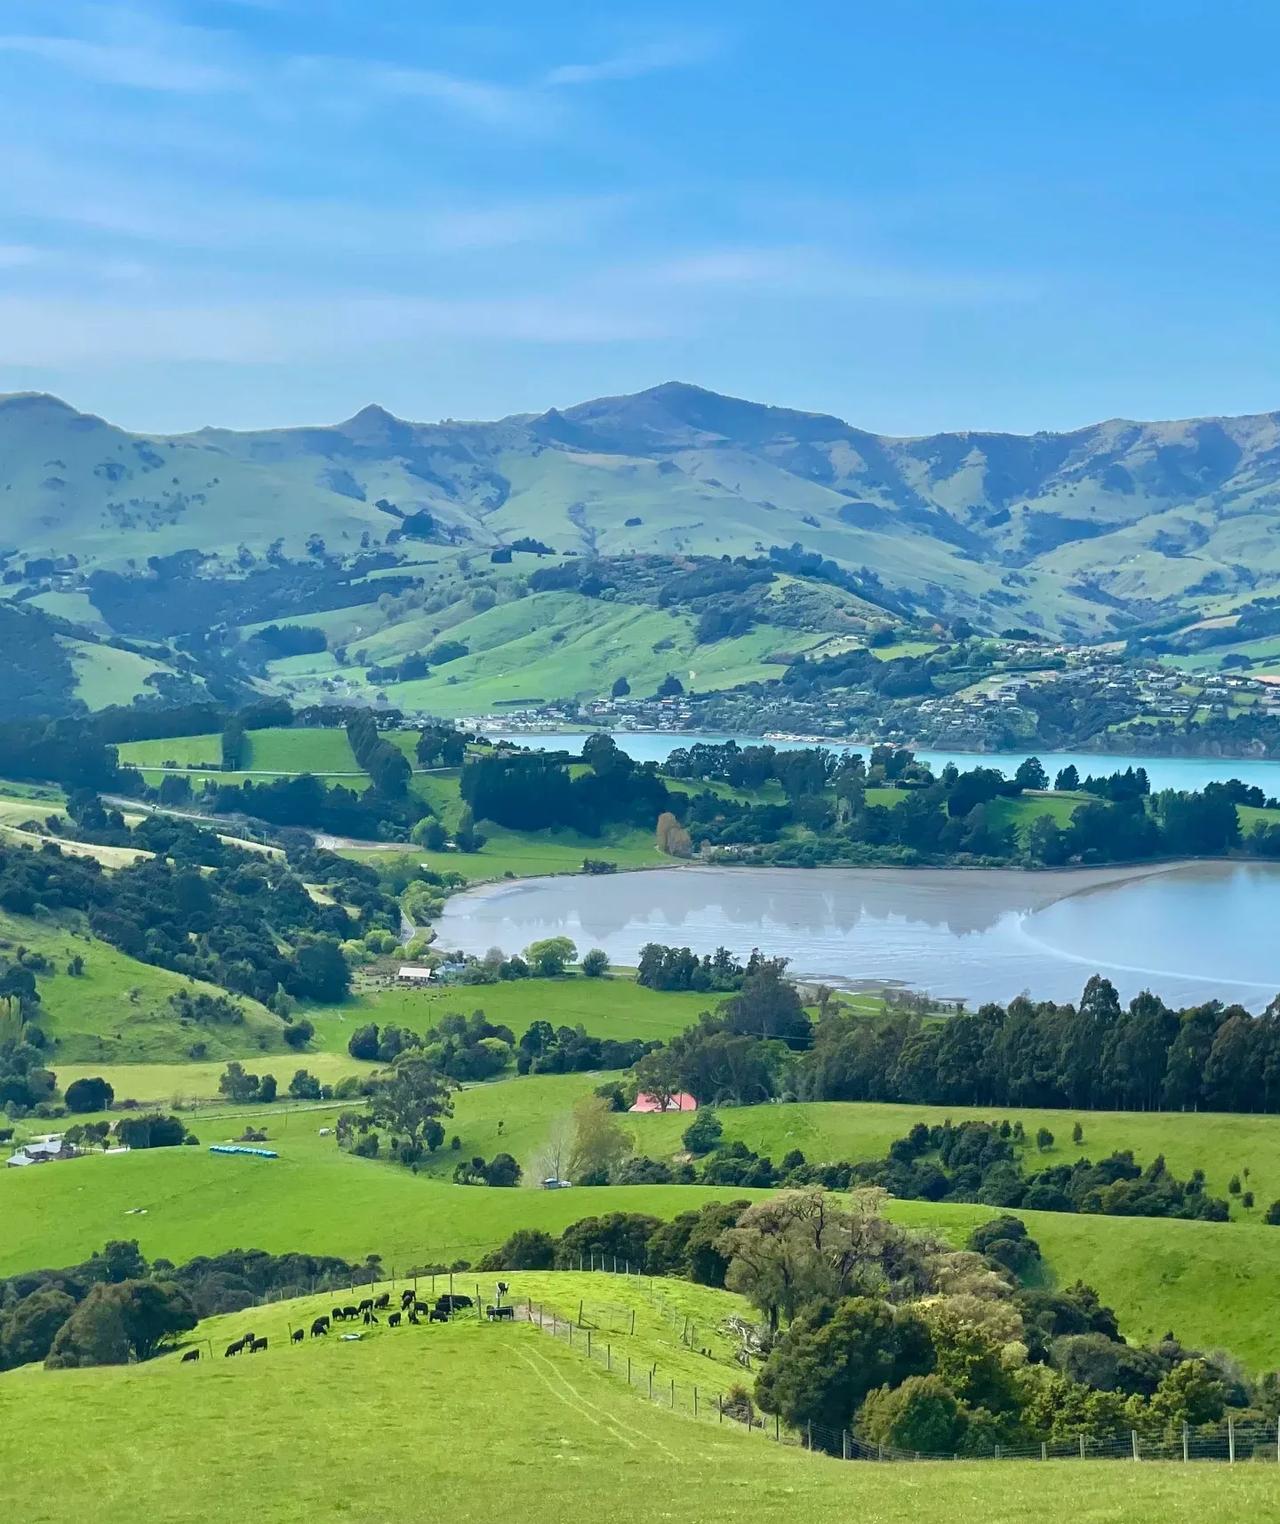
[437,861,1280,1010]
[492,730,1280,796]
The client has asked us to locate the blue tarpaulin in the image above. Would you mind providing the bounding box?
[208,1145,278,1159]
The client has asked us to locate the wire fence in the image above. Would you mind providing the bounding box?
[242,1256,1280,1466]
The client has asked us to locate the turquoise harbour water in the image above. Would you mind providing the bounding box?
[438,861,1280,1011]
[492,730,1280,797]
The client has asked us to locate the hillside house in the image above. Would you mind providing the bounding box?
[6,1136,77,1168]
[395,965,434,985]
[628,1092,698,1114]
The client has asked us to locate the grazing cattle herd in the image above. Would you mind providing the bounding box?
[182,1285,504,1363]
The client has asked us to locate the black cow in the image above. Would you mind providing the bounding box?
[291,1328,305,1344]
[357,1298,374,1314]
[181,1348,200,1363]
[400,1289,416,1309]
[342,1305,358,1319]
[486,1305,515,1321]
[429,1308,448,1323]
[362,1309,379,1326]
[388,1312,402,1328]
[496,1282,509,1298]
[374,1292,390,1309]
[311,1318,329,1338]
[224,1343,240,1358]
[250,1337,268,1353]
[435,1295,472,1312]
[332,1306,346,1322]
[407,1311,421,1325]
[413,1301,429,1317]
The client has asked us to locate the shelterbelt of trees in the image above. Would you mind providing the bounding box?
[630,947,1280,1117]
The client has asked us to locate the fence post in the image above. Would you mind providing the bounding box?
[995,1445,1001,1460]
[627,1356,632,1384]
[1276,1414,1280,1464]
[877,1443,883,1461]
[586,1330,592,1358]
[718,1395,723,1424]
[1182,1422,1189,1463]
[1229,1416,1236,1465]
[630,1309,636,1336]
[1131,1430,1139,1462]
[806,1422,812,1451]
[843,1430,850,1461]
[577,1299,583,1327]
[670,1378,675,1409]
[776,1414,781,1443]
[1079,1435,1085,1460]
[694,1386,698,1417]
[1040,1442,1047,1461]
[568,1323,573,1347]
[648,1369,653,1399]
[614,1256,618,1273]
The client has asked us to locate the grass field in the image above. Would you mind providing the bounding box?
[625,1098,1280,1218]
[5,1316,1269,1524]
[346,970,716,1043]
[117,728,362,774]
[0,911,287,1063]
[8,1131,1280,1365]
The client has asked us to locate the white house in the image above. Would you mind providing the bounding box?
[396,965,434,985]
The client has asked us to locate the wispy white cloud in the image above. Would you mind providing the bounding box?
[637,245,1042,305]
[544,33,722,87]
[0,291,668,366]
[0,6,246,93]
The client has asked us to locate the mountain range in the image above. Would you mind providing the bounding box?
[4,380,1280,644]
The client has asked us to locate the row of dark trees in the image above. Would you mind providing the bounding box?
[627,959,1280,1116]
[0,1241,375,1371]
[459,735,671,836]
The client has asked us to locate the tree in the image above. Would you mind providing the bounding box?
[1036,1127,1054,1151]
[1072,1122,1084,1144]
[283,1018,314,1051]
[290,937,350,1002]
[656,811,692,858]
[1014,757,1048,792]
[631,1047,682,1113]
[477,1228,556,1271]
[719,1189,930,1331]
[525,937,576,977]
[64,1075,114,1113]
[722,961,811,1047]
[682,1111,724,1155]
[755,1295,935,1438]
[1055,765,1080,791]
[45,1285,129,1368]
[288,1069,322,1100]
[1,1287,76,1368]
[568,1094,632,1184]
[1148,1359,1226,1429]
[581,948,610,978]
[453,805,483,853]
[857,1374,966,1454]
[257,1072,277,1103]
[348,1023,380,1061]
[656,674,684,697]
[611,676,631,698]
[218,1060,262,1103]
[485,1151,522,1187]
[370,1055,453,1157]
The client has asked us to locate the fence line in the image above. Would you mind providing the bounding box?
[244,1257,1280,1467]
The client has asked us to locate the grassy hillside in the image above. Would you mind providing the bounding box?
[0,912,286,1063]
[8,1133,1280,1365]
[625,1099,1280,1218]
[4,1315,1264,1524]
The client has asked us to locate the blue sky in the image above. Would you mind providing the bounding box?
[2,1,1278,434]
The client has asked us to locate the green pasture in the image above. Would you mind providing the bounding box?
[8,1130,1280,1365]
[0,911,285,1063]
[5,1317,1267,1524]
[627,1099,1280,1219]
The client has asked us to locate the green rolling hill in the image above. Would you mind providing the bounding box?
[7,381,1280,657]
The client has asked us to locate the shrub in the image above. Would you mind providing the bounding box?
[64,1076,114,1113]
[581,948,610,978]
[682,1111,724,1155]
